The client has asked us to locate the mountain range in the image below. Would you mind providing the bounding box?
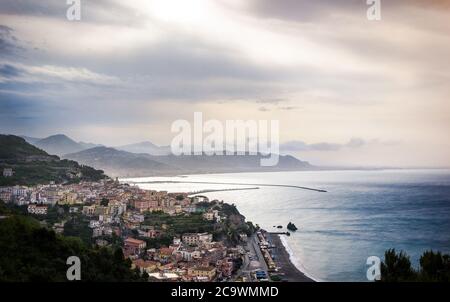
[18,134,315,177]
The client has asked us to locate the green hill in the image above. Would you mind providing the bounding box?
[0,134,107,186]
[0,135,50,159]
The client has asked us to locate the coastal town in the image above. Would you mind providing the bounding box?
[0,167,309,282]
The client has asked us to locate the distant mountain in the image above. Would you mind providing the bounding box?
[64,147,177,177]
[0,135,106,186]
[148,152,313,174]
[20,135,42,145]
[79,141,103,150]
[22,134,103,156]
[34,134,85,156]
[64,146,314,177]
[116,141,171,155]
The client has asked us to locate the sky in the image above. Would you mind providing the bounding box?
[0,0,449,168]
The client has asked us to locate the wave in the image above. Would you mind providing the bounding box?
[278,235,323,282]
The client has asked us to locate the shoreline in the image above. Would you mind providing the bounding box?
[266,232,315,282]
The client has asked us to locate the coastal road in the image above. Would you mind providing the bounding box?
[237,234,269,281]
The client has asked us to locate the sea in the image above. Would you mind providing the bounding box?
[121,169,450,281]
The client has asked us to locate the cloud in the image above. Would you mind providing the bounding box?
[281,138,368,152]
[0,64,23,78]
[0,25,23,57]
[0,1,449,167]
[25,64,119,84]
[278,106,299,111]
[280,138,401,152]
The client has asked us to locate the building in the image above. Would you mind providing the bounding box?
[182,233,199,246]
[198,233,213,244]
[188,266,216,281]
[182,233,213,246]
[12,186,27,198]
[27,204,48,215]
[0,190,12,202]
[216,258,234,277]
[133,200,149,212]
[69,207,79,213]
[132,259,159,274]
[2,168,13,177]
[59,192,78,205]
[203,211,215,221]
[82,205,96,216]
[92,227,103,238]
[89,220,101,228]
[124,237,147,256]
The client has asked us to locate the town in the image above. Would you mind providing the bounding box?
[0,168,283,282]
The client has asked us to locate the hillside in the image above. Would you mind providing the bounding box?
[0,135,50,159]
[0,135,106,186]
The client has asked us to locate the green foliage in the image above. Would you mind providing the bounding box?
[380,249,450,282]
[100,197,109,206]
[219,203,239,216]
[63,215,93,245]
[144,235,173,249]
[175,194,184,201]
[419,250,450,282]
[0,135,48,159]
[380,249,416,282]
[270,274,282,282]
[0,214,144,281]
[143,211,213,235]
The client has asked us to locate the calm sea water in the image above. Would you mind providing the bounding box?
[122,169,450,281]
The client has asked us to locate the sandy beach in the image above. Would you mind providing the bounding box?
[266,233,315,282]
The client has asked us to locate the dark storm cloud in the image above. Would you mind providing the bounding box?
[0,0,147,26]
[0,64,23,78]
[0,25,23,57]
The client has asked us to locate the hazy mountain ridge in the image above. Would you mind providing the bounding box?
[116,141,171,156]
[21,134,102,156]
[17,133,314,177]
[64,146,314,177]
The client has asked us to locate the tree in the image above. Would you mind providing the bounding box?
[419,250,450,282]
[100,198,109,206]
[0,214,145,281]
[380,249,416,282]
[380,249,450,282]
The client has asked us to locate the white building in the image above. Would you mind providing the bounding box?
[27,204,48,215]
[89,220,101,228]
[3,168,13,177]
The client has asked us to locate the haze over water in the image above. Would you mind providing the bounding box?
[123,169,450,281]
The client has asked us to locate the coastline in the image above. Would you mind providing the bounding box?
[266,233,316,282]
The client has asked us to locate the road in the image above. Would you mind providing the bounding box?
[236,234,268,281]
